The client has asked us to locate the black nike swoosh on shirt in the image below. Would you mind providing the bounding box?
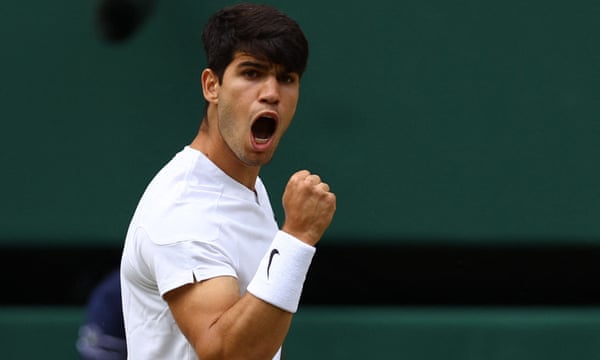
[267,249,280,279]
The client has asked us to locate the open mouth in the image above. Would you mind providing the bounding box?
[251,115,277,144]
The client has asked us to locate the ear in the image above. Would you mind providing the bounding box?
[201,68,219,104]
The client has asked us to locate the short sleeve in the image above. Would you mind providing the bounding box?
[136,226,238,297]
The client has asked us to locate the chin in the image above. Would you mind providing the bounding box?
[239,153,272,167]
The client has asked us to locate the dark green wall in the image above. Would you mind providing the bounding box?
[4,307,600,359]
[2,4,599,359]
[2,0,599,245]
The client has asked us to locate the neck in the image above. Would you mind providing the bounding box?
[190,122,260,191]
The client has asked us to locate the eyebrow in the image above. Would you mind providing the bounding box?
[237,59,298,78]
[238,61,271,71]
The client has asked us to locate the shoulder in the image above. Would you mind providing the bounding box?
[134,148,230,244]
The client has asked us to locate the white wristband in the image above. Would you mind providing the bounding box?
[247,231,316,313]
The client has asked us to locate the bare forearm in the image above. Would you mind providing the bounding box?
[197,293,292,360]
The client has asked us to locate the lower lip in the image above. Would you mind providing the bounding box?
[250,135,274,152]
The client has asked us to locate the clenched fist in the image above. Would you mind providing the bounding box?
[281,170,336,246]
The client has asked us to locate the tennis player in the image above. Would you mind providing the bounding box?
[120,3,336,359]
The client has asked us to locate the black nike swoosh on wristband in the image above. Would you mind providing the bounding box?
[267,249,280,279]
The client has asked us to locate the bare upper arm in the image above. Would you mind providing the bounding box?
[164,276,241,357]
[164,275,292,359]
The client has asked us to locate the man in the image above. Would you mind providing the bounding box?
[120,3,336,359]
[77,269,126,360]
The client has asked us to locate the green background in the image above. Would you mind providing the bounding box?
[1,2,599,359]
[3,306,600,359]
[1,0,599,246]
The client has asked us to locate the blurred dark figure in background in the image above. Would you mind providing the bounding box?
[96,0,157,43]
[77,1,155,356]
[76,269,126,360]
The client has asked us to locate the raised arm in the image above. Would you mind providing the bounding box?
[165,275,291,360]
[165,170,336,360]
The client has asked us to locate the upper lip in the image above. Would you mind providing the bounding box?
[250,110,280,143]
[253,110,279,123]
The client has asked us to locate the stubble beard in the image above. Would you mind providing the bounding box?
[220,124,274,168]
[217,106,277,168]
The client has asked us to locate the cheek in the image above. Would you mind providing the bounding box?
[283,91,299,117]
[218,90,247,121]
[277,113,295,136]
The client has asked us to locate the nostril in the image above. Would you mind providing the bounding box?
[260,93,279,104]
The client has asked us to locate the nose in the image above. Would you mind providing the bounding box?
[259,76,280,104]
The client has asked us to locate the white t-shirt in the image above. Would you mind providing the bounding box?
[121,146,281,359]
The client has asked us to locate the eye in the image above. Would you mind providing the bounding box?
[279,73,298,84]
[243,69,260,79]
